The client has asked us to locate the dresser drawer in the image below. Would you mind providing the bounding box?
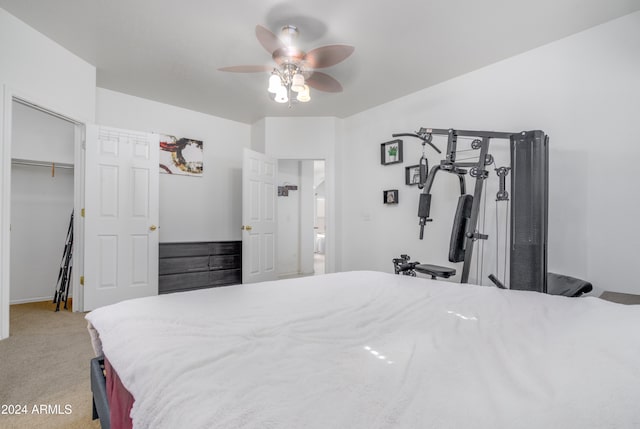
[159,242,209,258]
[209,254,240,271]
[159,256,209,275]
[209,241,241,255]
[159,241,242,293]
[159,271,210,293]
[210,269,242,286]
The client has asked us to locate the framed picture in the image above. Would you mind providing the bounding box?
[405,164,421,186]
[159,134,204,176]
[383,189,399,204]
[380,139,403,165]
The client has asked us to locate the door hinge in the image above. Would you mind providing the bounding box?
[80,276,84,286]
[81,208,85,217]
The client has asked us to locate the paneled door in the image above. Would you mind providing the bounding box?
[242,148,277,283]
[83,125,159,310]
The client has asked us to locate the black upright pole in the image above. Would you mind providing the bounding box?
[509,131,548,293]
[460,137,491,283]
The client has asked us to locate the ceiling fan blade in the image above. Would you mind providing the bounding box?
[306,72,343,93]
[255,25,285,54]
[218,65,273,73]
[305,45,354,69]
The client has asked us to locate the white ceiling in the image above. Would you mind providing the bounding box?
[2,0,639,124]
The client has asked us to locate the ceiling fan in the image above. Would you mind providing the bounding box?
[219,25,354,104]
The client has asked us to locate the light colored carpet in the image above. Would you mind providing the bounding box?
[600,291,640,305]
[0,301,101,429]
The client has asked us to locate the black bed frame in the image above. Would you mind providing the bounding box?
[90,357,110,429]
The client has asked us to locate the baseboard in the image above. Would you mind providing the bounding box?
[10,296,54,305]
[278,272,302,280]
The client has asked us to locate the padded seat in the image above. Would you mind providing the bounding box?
[415,264,456,279]
[547,272,593,297]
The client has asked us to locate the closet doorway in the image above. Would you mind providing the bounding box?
[5,97,84,332]
[276,159,326,278]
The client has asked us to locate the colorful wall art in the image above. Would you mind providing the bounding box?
[159,135,203,176]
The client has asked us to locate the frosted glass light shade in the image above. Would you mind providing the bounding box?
[291,73,305,92]
[268,74,282,93]
[296,85,310,102]
[275,85,288,103]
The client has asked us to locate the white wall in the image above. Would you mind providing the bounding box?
[251,118,266,153]
[340,11,640,295]
[96,88,251,242]
[262,116,339,273]
[11,165,74,303]
[0,8,96,122]
[0,6,96,338]
[11,101,75,164]
[276,160,315,277]
[299,161,314,274]
[264,117,336,159]
[277,160,301,276]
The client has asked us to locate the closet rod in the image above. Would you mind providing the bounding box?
[12,96,82,126]
[11,159,74,169]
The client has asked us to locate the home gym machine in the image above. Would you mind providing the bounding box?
[53,211,73,311]
[392,128,591,297]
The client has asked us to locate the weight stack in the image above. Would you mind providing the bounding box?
[510,130,548,293]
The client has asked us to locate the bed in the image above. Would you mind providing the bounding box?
[86,271,640,429]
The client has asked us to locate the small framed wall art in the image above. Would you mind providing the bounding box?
[383,189,399,204]
[380,139,403,165]
[159,134,204,176]
[405,164,421,185]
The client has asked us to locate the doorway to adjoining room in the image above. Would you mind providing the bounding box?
[313,160,325,275]
[276,159,325,279]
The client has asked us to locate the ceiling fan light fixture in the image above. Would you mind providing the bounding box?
[297,85,311,102]
[274,85,289,103]
[291,73,305,92]
[280,25,299,47]
[268,74,282,93]
[222,24,351,107]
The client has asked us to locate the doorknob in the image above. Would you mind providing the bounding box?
[149,225,157,231]
[242,225,253,231]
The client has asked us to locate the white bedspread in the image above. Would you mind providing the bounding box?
[85,271,640,429]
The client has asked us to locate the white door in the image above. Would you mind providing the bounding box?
[242,148,277,283]
[83,125,159,310]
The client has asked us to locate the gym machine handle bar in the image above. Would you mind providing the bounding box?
[392,133,442,154]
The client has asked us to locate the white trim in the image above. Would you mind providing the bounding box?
[72,125,85,312]
[10,296,55,305]
[274,156,334,276]
[324,158,335,274]
[0,85,12,340]
[13,96,82,126]
[0,86,86,340]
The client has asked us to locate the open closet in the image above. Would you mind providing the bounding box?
[9,100,76,307]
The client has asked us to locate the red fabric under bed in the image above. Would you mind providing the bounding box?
[105,357,135,429]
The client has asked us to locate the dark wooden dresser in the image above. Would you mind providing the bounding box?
[159,241,242,294]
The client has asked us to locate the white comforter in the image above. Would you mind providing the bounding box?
[86,271,640,429]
